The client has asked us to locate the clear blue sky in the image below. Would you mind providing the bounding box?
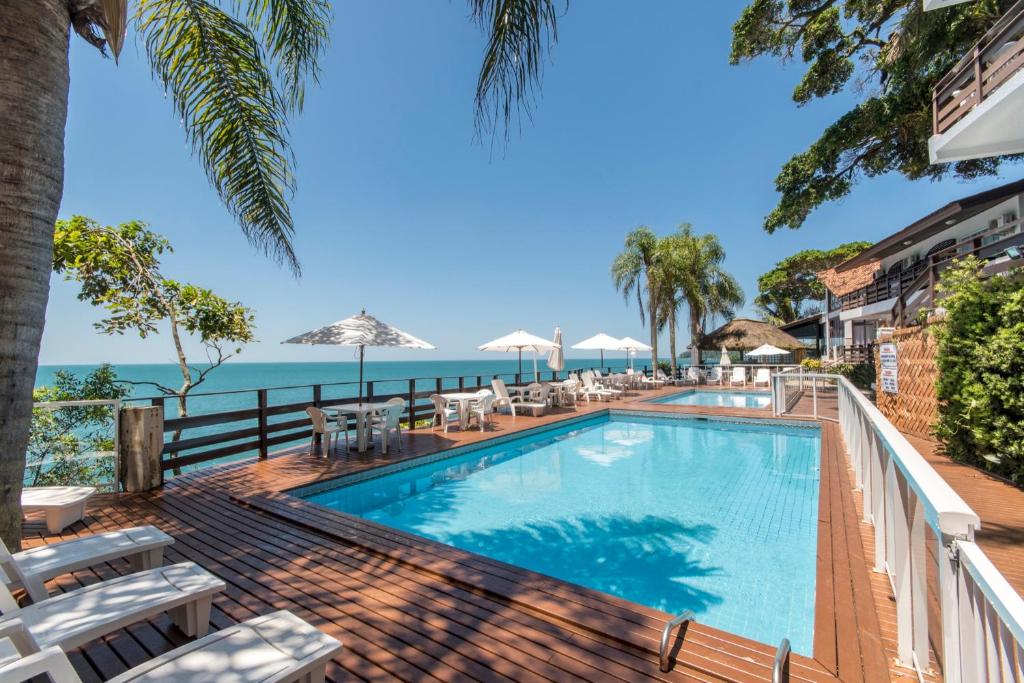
[41,0,1022,365]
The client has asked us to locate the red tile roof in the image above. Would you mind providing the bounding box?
[818,260,881,297]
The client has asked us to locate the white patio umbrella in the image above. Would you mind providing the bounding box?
[570,333,623,368]
[746,343,790,358]
[479,329,559,380]
[719,345,732,366]
[283,309,435,403]
[617,336,653,371]
[547,327,565,374]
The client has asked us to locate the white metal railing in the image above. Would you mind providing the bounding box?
[772,371,1024,681]
[29,399,121,492]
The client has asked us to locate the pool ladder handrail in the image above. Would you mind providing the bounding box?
[658,610,696,672]
[772,638,791,683]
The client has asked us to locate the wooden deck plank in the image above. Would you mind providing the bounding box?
[22,385,887,682]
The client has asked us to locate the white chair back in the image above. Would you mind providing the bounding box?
[491,378,512,400]
[754,368,771,384]
[306,407,329,433]
[708,367,722,382]
[383,403,403,430]
[0,565,25,613]
[429,394,449,413]
[731,367,746,383]
[687,367,700,381]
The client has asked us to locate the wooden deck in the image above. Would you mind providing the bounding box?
[22,385,895,682]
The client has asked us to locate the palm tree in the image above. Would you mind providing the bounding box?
[0,0,562,549]
[611,227,662,370]
[659,225,743,370]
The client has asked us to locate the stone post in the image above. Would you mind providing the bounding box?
[119,406,163,492]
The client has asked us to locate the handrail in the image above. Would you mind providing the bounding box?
[771,638,791,683]
[658,610,696,672]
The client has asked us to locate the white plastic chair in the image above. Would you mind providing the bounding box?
[753,368,771,387]
[579,372,615,402]
[729,367,747,387]
[1,527,173,603]
[706,367,723,385]
[0,610,342,683]
[685,367,701,385]
[516,383,548,416]
[21,487,95,534]
[0,561,224,652]
[429,394,461,432]
[467,394,495,431]
[491,379,524,417]
[370,398,405,454]
[306,407,348,457]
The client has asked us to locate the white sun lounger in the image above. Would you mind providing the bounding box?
[1,526,173,603]
[0,610,343,683]
[578,372,615,402]
[0,561,225,651]
[753,368,771,387]
[21,487,96,534]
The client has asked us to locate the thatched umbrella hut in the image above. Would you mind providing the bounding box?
[699,318,808,362]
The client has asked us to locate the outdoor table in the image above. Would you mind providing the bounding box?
[440,392,482,429]
[322,402,391,453]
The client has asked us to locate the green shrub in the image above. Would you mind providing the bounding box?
[823,361,875,390]
[933,257,1024,480]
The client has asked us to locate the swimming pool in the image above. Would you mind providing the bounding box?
[647,389,772,409]
[302,413,821,653]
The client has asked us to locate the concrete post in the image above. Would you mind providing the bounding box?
[119,406,163,492]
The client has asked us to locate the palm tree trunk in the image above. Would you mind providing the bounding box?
[648,292,658,373]
[0,0,70,551]
[668,308,677,378]
[688,303,702,366]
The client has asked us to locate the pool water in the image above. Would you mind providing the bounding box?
[303,414,821,653]
[648,390,772,409]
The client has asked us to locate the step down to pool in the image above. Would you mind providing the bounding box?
[658,610,696,672]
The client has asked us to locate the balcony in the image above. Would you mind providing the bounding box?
[929,0,1024,162]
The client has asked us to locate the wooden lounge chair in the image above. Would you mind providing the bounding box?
[0,561,225,651]
[0,610,343,683]
[21,487,95,534]
[1,526,173,603]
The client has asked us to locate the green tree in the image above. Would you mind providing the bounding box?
[611,227,663,370]
[29,364,129,490]
[933,257,1024,480]
[755,241,871,324]
[53,216,256,470]
[1,0,561,548]
[730,0,1019,232]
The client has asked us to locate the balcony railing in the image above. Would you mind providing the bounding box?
[833,260,929,312]
[933,0,1024,135]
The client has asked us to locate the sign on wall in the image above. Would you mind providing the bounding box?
[879,342,898,394]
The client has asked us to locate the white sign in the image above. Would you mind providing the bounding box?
[879,342,898,393]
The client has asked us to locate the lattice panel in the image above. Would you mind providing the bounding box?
[876,326,939,441]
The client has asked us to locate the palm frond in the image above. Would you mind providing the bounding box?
[137,0,300,274]
[243,0,331,111]
[469,0,562,139]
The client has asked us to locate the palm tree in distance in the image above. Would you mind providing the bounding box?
[0,0,563,549]
[611,227,662,371]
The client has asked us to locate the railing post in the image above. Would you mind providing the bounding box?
[515,372,522,385]
[476,375,482,390]
[366,381,374,403]
[312,384,321,407]
[941,539,964,683]
[408,379,416,428]
[257,389,268,459]
[435,377,442,395]
[458,376,465,392]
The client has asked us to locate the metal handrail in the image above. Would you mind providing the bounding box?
[658,610,696,672]
[771,638,791,683]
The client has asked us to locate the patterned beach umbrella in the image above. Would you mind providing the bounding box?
[283,309,435,402]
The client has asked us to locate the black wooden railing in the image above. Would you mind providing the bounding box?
[133,365,650,474]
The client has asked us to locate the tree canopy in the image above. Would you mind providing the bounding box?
[731,0,1020,232]
[755,241,871,323]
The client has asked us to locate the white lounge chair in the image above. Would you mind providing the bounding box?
[753,368,771,388]
[586,371,624,398]
[1,526,173,603]
[684,367,701,385]
[579,372,615,402]
[706,367,723,385]
[0,561,224,651]
[516,384,548,416]
[370,398,404,454]
[490,379,521,417]
[306,407,348,457]
[429,394,462,432]
[21,487,95,534]
[0,610,343,683]
[728,367,747,387]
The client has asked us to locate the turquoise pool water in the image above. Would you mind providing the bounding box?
[648,390,772,409]
[303,414,821,653]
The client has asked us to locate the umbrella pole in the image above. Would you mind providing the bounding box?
[518,349,522,377]
[600,349,604,370]
[358,345,364,404]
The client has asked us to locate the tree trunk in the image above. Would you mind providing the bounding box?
[688,302,702,368]
[0,0,71,551]
[648,292,658,372]
[668,308,677,378]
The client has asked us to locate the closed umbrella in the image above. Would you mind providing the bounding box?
[283,309,435,403]
[547,327,565,374]
[570,332,623,369]
[479,329,559,380]
[719,345,731,366]
[617,336,653,371]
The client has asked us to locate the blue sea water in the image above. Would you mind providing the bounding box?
[305,414,821,653]
[649,390,773,409]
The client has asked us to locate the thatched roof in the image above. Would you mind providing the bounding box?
[699,318,806,351]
